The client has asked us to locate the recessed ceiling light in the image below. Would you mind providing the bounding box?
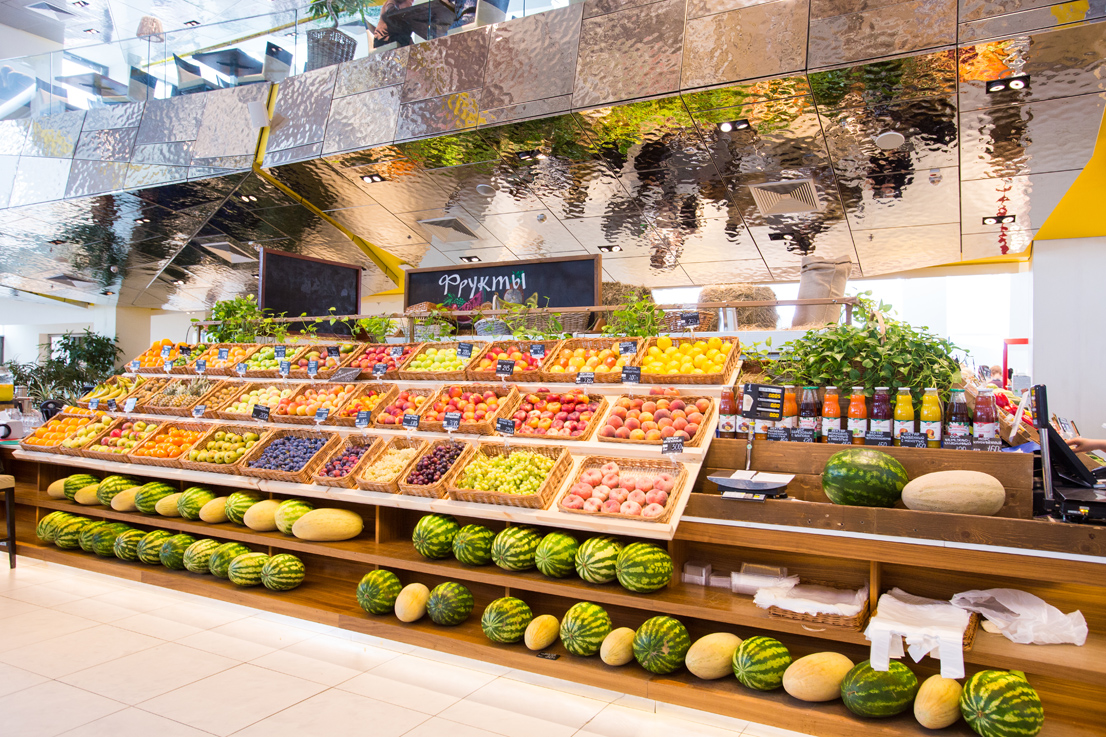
[515,149,542,161]
[717,119,750,133]
[173,280,184,286]
[598,245,622,253]
[459,256,481,263]
[873,131,906,150]
[103,290,114,296]
[239,195,258,202]
[184,19,200,26]
[986,75,1030,93]
[983,214,1016,225]
[475,184,496,196]
[83,27,98,33]
[135,217,150,223]
[72,1,89,6]
[361,174,385,183]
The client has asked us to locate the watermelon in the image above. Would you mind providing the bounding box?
[426,582,474,626]
[960,670,1044,737]
[262,553,305,591]
[535,531,578,578]
[178,487,217,520]
[78,520,110,552]
[840,660,918,717]
[491,526,541,571]
[481,597,533,643]
[275,499,314,535]
[615,543,673,593]
[54,516,94,549]
[452,524,494,566]
[412,514,460,560]
[96,475,138,506]
[733,636,792,691]
[36,511,73,542]
[183,538,222,573]
[91,523,132,557]
[225,491,262,525]
[822,449,909,508]
[112,529,146,561]
[159,533,197,569]
[633,616,690,674]
[209,542,253,578]
[228,552,270,586]
[136,530,173,564]
[559,601,612,657]
[135,482,177,514]
[575,536,623,584]
[356,569,403,614]
[63,474,99,501]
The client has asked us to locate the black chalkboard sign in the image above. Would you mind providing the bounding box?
[404,255,601,309]
[259,248,361,335]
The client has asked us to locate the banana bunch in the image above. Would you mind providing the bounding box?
[84,374,146,401]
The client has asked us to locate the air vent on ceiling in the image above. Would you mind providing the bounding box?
[26,2,75,20]
[416,217,480,243]
[748,179,821,216]
[45,273,97,288]
[197,239,259,264]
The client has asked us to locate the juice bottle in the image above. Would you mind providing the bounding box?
[946,388,971,439]
[847,387,867,444]
[718,386,737,439]
[735,384,750,435]
[780,386,798,429]
[870,387,892,437]
[893,387,915,445]
[820,386,841,442]
[920,387,942,448]
[798,387,820,439]
[973,387,998,440]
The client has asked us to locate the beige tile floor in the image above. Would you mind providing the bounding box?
[0,556,813,737]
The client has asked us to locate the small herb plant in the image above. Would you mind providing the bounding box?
[502,295,569,341]
[601,295,666,338]
[354,315,394,341]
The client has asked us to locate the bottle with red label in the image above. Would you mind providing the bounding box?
[718,386,737,439]
[870,387,892,436]
[945,388,971,439]
[735,384,750,434]
[973,387,999,440]
[799,386,820,439]
[847,387,868,444]
[820,386,841,442]
[780,386,798,429]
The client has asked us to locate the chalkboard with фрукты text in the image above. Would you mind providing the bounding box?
[403,255,601,309]
[259,249,361,335]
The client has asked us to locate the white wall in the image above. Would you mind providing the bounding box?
[0,297,116,365]
[1032,236,1105,439]
[0,26,61,61]
[150,311,203,344]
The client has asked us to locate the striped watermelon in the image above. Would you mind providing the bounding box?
[78,520,110,552]
[733,636,792,691]
[178,487,217,520]
[135,482,177,514]
[633,616,690,674]
[183,538,222,573]
[36,511,73,542]
[412,514,460,560]
[841,660,918,717]
[452,524,494,566]
[822,449,909,508]
[54,516,94,549]
[96,475,138,506]
[616,543,673,593]
[575,536,623,584]
[356,569,403,614]
[960,670,1043,737]
[535,531,578,579]
[491,526,541,571]
[228,552,270,586]
[63,474,99,501]
[481,597,533,644]
[559,602,612,657]
[159,533,196,569]
[209,542,253,578]
[136,530,173,564]
[91,523,132,557]
[426,582,474,626]
[262,553,305,591]
[275,499,314,535]
[225,491,262,525]
[112,529,146,560]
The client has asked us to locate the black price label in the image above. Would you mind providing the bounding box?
[236,362,247,375]
[443,412,461,431]
[355,410,371,428]
[372,363,388,377]
[619,341,637,356]
[314,408,329,423]
[575,371,595,385]
[766,426,791,442]
[129,360,140,372]
[536,652,560,660]
[192,405,205,418]
[679,311,700,328]
[899,432,929,448]
[88,398,99,410]
[621,366,641,384]
[942,435,973,450]
[973,438,1004,452]
[389,345,403,357]
[218,347,230,360]
[252,404,270,422]
[307,360,319,376]
[496,359,515,377]
[661,437,684,455]
[332,367,363,382]
[402,413,420,429]
[179,345,192,357]
[279,360,291,375]
[790,427,815,443]
[274,345,287,359]
[163,360,174,372]
[123,398,136,413]
[865,430,893,447]
[195,359,207,373]
[529,344,546,358]
[743,384,784,421]
[457,342,473,358]
[496,417,515,435]
[106,398,117,412]
[160,345,172,358]
[327,346,340,358]
[826,428,852,445]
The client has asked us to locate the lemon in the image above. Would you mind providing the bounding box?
[657,335,672,351]
[721,342,733,353]
[647,346,662,358]
[707,336,722,350]
[664,346,678,356]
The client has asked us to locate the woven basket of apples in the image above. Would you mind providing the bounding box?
[465,340,564,382]
[508,389,607,441]
[597,388,715,447]
[557,457,688,523]
[420,384,519,435]
[348,343,420,380]
[372,388,436,429]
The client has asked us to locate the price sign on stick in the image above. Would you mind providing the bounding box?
[326,346,340,358]
[402,414,420,430]
[355,410,371,429]
[236,362,247,377]
[129,360,139,373]
[106,398,117,412]
[457,343,473,359]
[575,371,595,385]
[621,366,640,384]
[252,404,270,422]
[307,360,318,378]
[195,359,206,374]
[274,345,286,359]
[314,408,329,424]
[619,341,637,356]
[278,361,291,378]
[88,398,99,410]
[389,346,403,358]
[123,398,136,414]
[443,412,461,432]
[530,344,546,358]
[160,345,172,359]
[661,437,684,456]
[192,405,205,419]
[496,417,515,436]
[496,359,515,378]
[218,347,230,361]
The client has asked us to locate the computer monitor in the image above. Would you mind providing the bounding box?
[1032,385,1097,493]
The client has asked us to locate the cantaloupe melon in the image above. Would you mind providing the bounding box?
[914,674,962,729]
[394,583,430,622]
[243,499,281,532]
[46,479,67,498]
[782,652,854,702]
[198,497,229,523]
[901,471,1005,516]
[600,627,636,666]
[686,632,743,680]
[524,614,559,651]
[110,487,140,512]
[292,508,364,541]
[155,492,183,516]
[73,484,101,505]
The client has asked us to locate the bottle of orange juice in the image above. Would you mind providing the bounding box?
[847,387,867,444]
[920,387,942,448]
[820,386,841,442]
[780,386,798,429]
[893,387,914,446]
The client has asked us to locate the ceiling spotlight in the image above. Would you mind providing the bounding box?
[173,280,184,286]
[598,245,622,253]
[184,20,200,26]
[982,217,997,225]
[459,256,481,263]
[983,214,1016,225]
[134,217,150,223]
[1001,215,1016,224]
[72,1,89,6]
[83,28,98,33]
[239,194,258,202]
[873,131,906,150]
[361,174,385,183]
[516,149,542,161]
[103,290,114,296]
[986,75,1030,93]
[475,184,496,196]
[718,119,750,133]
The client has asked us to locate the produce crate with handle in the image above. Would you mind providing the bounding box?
[285,343,361,380]
[511,389,608,442]
[311,434,383,489]
[396,439,473,499]
[398,341,479,381]
[555,455,688,524]
[418,383,519,436]
[539,337,642,384]
[126,421,209,469]
[356,437,428,494]
[244,344,311,379]
[238,428,343,484]
[635,335,740,385]
[596,394,715,448]
[178,424,272,475]
[79,417,159,463]
[465,339,565,382]
[446,441,571,509]
[332,384,398,427]
[186,343,260,376]
[348,342,422,381]
[270,382,361,426]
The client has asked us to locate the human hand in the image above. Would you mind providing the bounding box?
[1066,437,1106,454]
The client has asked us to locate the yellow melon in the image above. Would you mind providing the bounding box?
[394,583,430,622]
[524,614,559,651]
[914,674,962,729]
[686,633,743,680]
[600,627,636,666]
[782,652,854,702]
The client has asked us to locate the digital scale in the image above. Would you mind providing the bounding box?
[1034,385,1106,523]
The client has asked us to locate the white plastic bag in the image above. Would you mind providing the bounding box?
[951,588,1088,646]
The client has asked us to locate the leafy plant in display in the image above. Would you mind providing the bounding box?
[601,294,666,338]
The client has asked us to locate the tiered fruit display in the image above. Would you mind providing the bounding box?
[145,377,215,409]
[350,344,415,374]
[360,445,419,482]
[226,386,292,415]
[195,382,240,412]
[599,392,710,442]
[87,420,157,455]
[405,346,467,373]
[475,344,542,373]
[246,435,328,473]
[456,450,554,496]
[81,375,145,403]
[374,390,426,425]
[337,387,387,419]
[187,429,260,465]
[132,339,208,369]
[561,461,676,518]
[125,376,171,406]
[320,444,369,478]
[640,335,734,376]
[275,384,356,418]
[59,405,102,416]
[22,414,102,448]
[132,426,204,459]
[423,387,503,425]
[193,344,254,371]
[511,389,598,437]
[60,415,114,449]
[292,343,357,373]
[405,442,465,485]
[246,345,297,372]
[547,345,632,375]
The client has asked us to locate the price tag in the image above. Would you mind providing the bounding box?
[106,398,117,412]
[619,341,637,356]
[252,404,270,422]
[279,360,291,376]
[973,438,1004,452]
[332,366,363,382]
[826,428,852,445]
[129,359,140,373]
[457,342,473,359]
[236,362,247,376]
[274,345,287,359]
[529,344,546,358]
[661,436,684,455]
[766,426,791,442]
[372,362,388,378]
[160,345,172,359]
[307,360,319,378]
[942,435,973,450]
[218,347,230,361]
[179,345,192,358]
[389,345,403,358]
[721,491,768,502]
[496,417,516,435]
[163,360,174,373]
[865,430,893,447]
[790,428,816,443]
[621,366,641,384]
[575,371,595,385]
[355,410,371,428]
[326,346,340,358]
[195,359,207,374]
[402,413,420,430]
[88,398,100,410]
[496,359,515,377]
[192,405,205,418]
[443,412,461,431]
[679,311,700,328]
[899,432,929,448]
[314,408,329,423]
[536,652,560,661]
[743,384,784,421]
[123,398,136,413]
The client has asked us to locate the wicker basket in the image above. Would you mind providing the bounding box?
[311,434,382,488]
[127,421,209,469]
[243,344,310,379]
[331,384,398,427]
[72,417,131,461]
[238,428,343,484]
[187,381,242,420]
[867,608,980,650]
[123,377,173,411]
[349,342,422,381]
[306,26,357,71]
[635,336,741,385]
[133,343,196,375]
[77,376,144,409]
[214,382,281,421]
[19,413,106,453]
[539,337,642,384]
[142,377,225,417]
[356,437,428,493]
[465,339,565,383]
[475,318,510,336]
[285,344,361,380]
[555,455,689,524]
[53,414,118,457]
[372,387,437,430]
[177,424,271,475]
[398,341,479,381]
[662,309,718,332]
[418,383,519,435]
[767,580,872,631]
[271,382,362,426]
[512,309,589,335]
[597,394,715,448]
[396,439,473,499]
[446,442,571,509]
[191,343,261,376]
[512,391,608,442]
[168,345,207,375]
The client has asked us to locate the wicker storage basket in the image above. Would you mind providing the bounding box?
[662,309,717,332]
[372,387,437,430]
[513,309,589,335]
[127,421,209,469]
[539,337,642,384]
[767,580,872,631]
[123,377,172,411]
[18,413,100,453]
[243,344,309,379]
[134,343,200,375]
[77,376,145,409]
[512,391,608,442]
[187,381,243,420]
[168,345,206,375]
[349,342,422,381]
[398,341,479,381]
[54,414,118,457]
[177,424,271,475]
[142,377,226,417]
[597,394,715,448]
[311,434,382,489]
[331,384,398,427]
[270,382,361,426]
[356,437,428,493]
[306,26,357,71]
[214,382,280,421]
[635,336,740,385]
[238,428,343,484]
[396,439,472,499]
[475,318,510,336]
[74,417,132,461]
[285,344,361,380]
[446,441,571,509]
[555,455,688,524]
[465,339,565,382]
[418,383,519,435]
[189,343,260,376]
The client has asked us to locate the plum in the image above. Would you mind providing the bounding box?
[642,503,665,518]
[582,497,603,513]
[601,499,622,513]
[645,489,669,506]
[562,495,585,509]
[620,500,643,516]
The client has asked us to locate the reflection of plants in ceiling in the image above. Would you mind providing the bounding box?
[681,76,810,115]
[579,96,694,161]
[809,51,957,108]
[308,0,382,26]
[398,132,497,169]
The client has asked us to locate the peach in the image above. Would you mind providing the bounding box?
[602,499,622,513]
[620,501,643,516]
[611,406,628,419]
[629,428,646,440]
[657,473,674,483]
[601,473,620,488]
[600,461,620,475]
[687,411,704,425]
[628,490,646,505]
[606,415,624,429]
[615,427,632,439]
[636,477,654,492]
[654,408,671,421]
[670,399,686,411]
[625,417,641,431]
[645,429,663,441]
[616,397,632,409]
[664,388,680,396]
[642,421,658,432]
[581,469,604,486]
[562,495,585,509]
[675,430,691,441]
[620,477,637,492]
[630,398,644,410]
[570,482,594,499]
[599,425,616,438]
[658,418,674,429]
[627,409,641,420]
[649,387,665,396]
[656,398,670,410]
[672,417,688,431]
[685,422,699,437]
[639,411,654,424]
[641,401,657,414]
[645,489,668,506]
[583,497,603,513]
[672,409,687,420]
[695,398,711,413]
[642,503,665,518]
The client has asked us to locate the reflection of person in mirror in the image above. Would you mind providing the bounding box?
[1066,437,1106,454]
[373,0,413,47]
[986,365,1004,387]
